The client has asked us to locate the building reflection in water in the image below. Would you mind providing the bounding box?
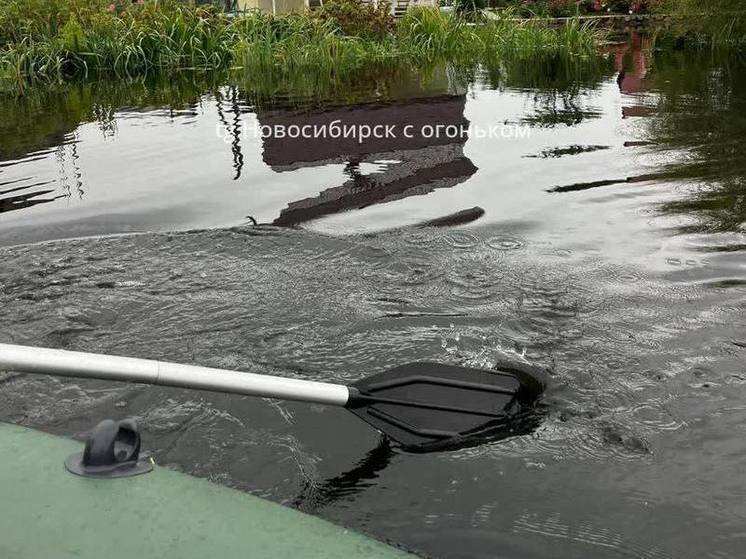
[252,91,478,226]
[214,65,479,226]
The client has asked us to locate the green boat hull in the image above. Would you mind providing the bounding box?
[0,422,412,559]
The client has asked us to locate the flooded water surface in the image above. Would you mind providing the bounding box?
[1,34,745,558]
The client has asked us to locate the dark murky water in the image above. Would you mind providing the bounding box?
[1,34,745,558]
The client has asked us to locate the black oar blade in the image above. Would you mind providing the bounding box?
[346,362,543,451]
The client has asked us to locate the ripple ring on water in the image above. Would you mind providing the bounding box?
[486,236,525,251]
[444,232,480,250]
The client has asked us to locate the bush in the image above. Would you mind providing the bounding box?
[489,0,659,15]
[311,0,394,39]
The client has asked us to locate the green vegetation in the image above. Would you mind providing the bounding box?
[453,0,486,20]
[488,0,659,17]
[399,7,598,61]
[0,0,602,93]
[310,0,394,39]
[659,0,746,48]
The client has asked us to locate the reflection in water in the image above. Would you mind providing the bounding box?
[0,77,216,221]
[92,102,117,137]
[256,95,477,226]
[294,437,394,513]
[0,35,743,247]
[476,53,612,130]
[0,136,84,215]
[0,56,616,242]
[612,32,656,118]
[524,144,611,159]
[614,34,652,95]
[0,186,66,213]
[0,66,487,233]
[519,101,603,128]
[219,86,245,181]
[643,45,746,236]
[547,173,662,193]
[57,134,85,201]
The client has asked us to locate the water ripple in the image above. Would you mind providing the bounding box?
[443,232,480,250]
[486,236,525,251]
[0,224,744,559]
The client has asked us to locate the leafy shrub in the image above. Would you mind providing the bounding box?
[489,0,659,15]
[497,0,578,17]
[311,0,394,39]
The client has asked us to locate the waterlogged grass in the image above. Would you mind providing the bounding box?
[0,0,602,92]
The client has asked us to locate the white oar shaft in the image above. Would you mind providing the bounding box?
[0,343,350,407]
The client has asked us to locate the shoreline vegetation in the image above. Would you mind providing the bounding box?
[1,0,743,95]
[661,0,746,49]
[0,0,601,93]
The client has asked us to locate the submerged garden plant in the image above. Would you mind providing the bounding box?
[0,0,602,92]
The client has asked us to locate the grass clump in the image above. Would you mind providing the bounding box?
[0,0,109,45]
[0,0,602,92]
[398,7,598,62]
[231,10,393,73]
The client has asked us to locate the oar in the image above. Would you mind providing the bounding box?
[0,343,543,451]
